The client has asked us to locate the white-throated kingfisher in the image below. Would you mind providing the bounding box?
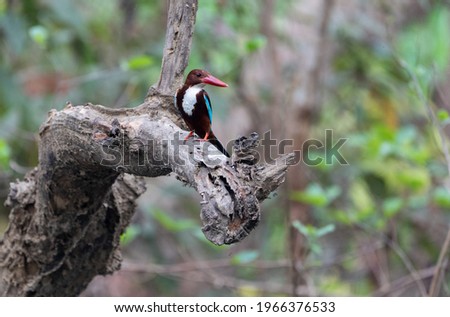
[175,69,230,157]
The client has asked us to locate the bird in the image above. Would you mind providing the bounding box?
[175,69,230,157]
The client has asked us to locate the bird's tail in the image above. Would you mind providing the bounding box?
[208,131,230,157]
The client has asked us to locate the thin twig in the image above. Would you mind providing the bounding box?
[386,238,428,296]
[122,260,296,295]
[122,240,386,276]
[122,259,290,274]
[428,228,450,296]
[373,265,443,296]
[356,224,428,296]
[401,62,450,180]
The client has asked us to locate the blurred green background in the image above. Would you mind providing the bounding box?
[1,0,450,296]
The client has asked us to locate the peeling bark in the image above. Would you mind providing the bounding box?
[0,0,293,296]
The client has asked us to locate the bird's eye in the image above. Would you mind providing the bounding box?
[196,73,202,77]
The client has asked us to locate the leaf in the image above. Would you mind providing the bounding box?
[397,168,430,192]
[231,250,259,265]
[326,186,342,202]
[292,221,335,255]
[151,209,196,232]
[315,224,336,238]
[292,220,314,237]
[290,183,328,207]
[396,6,450,94]
[334,209,354,225]
[433,187,450,208]
[245,35,267,53]
[437,109,450,123]
[292,220,335,239]
[382,197,403,217]
[120,225,140,245]
[310,243,322,255]
[0,139,11,169]
[123,55,154,70]
[350,181,375,213]
[29,25,49,48]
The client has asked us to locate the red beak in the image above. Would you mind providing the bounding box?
[202,74,228,87]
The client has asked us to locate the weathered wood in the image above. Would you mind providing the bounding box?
[155,0,198,95]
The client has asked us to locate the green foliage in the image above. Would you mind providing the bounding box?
[1,0,449,297]
[396,7,450,95]
[151,209,197,233]
[29,25,49,48]
[382,197,403,218]
[433,187,450,208]
[120,224,140,246]
[231,250,259,265]
[122,54,155,71]
[292,221,335,255]
[319,275,356,296]
[245,35,267,53]
[0,138,11,169]
[191,0,280,75]
[291,183,341,207]
[295,4,450,295]
[437,109,450,126]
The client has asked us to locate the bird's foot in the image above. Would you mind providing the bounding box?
[200,132,210,142]
[183,131,194,144]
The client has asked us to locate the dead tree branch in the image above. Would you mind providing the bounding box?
[0,0,292,296]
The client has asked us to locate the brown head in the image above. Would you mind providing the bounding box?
[184,69,228,88]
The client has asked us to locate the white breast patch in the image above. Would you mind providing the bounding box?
[182,86,202,116]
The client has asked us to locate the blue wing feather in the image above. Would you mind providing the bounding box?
[203,93,213,123]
